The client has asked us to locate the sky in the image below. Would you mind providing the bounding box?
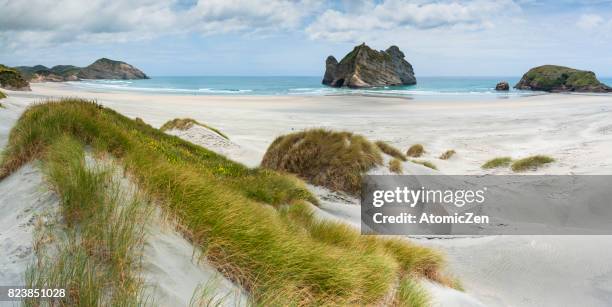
[1,0,611,77]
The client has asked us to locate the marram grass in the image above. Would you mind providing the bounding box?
[481,157,512,169]
[389,158,403,174]
[1,99,449,305]
[407,144,425,158]
[160,118,228,140]
[262,129,383,195]
[376,140,407,161]
[511,155,555,172]
[25,136,149,306]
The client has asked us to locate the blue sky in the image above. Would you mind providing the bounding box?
[1,0,611,77]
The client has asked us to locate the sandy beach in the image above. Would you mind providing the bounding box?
[2,83,612,306]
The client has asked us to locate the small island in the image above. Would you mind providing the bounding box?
[515,65,611,93]
[322,43,416,88]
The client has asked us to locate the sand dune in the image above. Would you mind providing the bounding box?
[2,83,612,305]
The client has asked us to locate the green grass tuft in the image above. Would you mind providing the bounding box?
[376,140,407,161]
[511,155,555,172]
[481,157,512,169]
[394,277,430,307]
[261,129,383,195]
[411,160,437,170]
[407,144,425,157]
[439,150,456,160]
[0,90,6,99]
[25,136,149,306]
[389,158,403,174]
[2,99,447,305]
[160,118,229,139]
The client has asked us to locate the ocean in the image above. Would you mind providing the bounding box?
[66,76,612,99]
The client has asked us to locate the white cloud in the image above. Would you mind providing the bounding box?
[306,0,520,42]
[576,14,604,30]
[0,0,323,50]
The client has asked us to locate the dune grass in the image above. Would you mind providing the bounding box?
[160,118,228,140]
[25,136,149,306]
[375,140,407,161]
[0,90,6,99]
[261,129,383,195]
[439,150,456,160]
[1,99,448,305]
[481,157,512,169]
[411,160,437,170]
[389,158,403,174]
[407,144,425,158]
[511,155,555,172]
[394,277,430,307]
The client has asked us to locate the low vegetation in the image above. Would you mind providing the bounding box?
[261,129,383,195]
[0,90,6,99]
[511,155,555,172]
[439,150,456,160]
[25,137,149,306]
[160,118,228,139]
[407,144,425,157]
[2,99,449,305]
[389,158,403,174]
[481,157,513,169]
[375,140,407,161]
[411,160,437,170]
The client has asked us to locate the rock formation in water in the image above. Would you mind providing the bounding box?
[515,65,611,93]
[322,43,416,88]
[495,81,510,91]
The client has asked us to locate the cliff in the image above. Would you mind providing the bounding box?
[0,64,31,90]
[515,65,611,93]
[322,43,416,88]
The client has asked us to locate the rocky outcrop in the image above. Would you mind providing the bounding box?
[14,58,148,82]
[515,65,611,93]
[77,58,148,80]
[495,81,510,91]
[322,43,416,88]
[0,64,31,91]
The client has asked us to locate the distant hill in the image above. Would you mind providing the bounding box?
[14,58,148,82]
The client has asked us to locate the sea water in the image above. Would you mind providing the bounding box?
[67,76,612,99]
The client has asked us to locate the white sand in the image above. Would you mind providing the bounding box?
[2,83,612,305]
[0,164,57,292]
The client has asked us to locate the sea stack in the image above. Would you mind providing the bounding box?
[495,81,510,91]
[322,43,416,88]
[515,65,611,93]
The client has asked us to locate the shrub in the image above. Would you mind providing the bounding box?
[389,158,403,174]
[411,160,437,170]
[482,157,512,169]
[375,141,407,161]
[407,144,425,157]
[261,129,383,195]
[439,150,456,160]
[160,118,228,139]
[511,155,555,172]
